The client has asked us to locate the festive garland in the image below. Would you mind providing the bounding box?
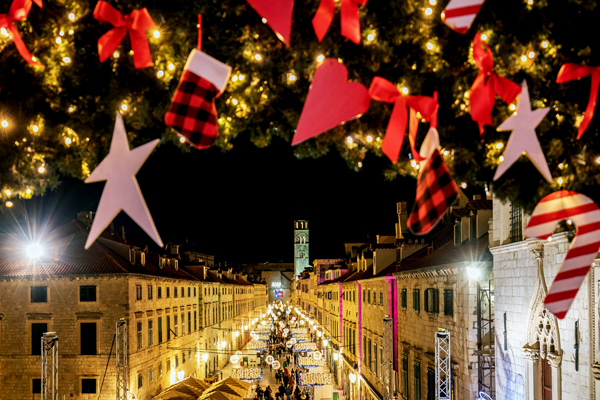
[299,372,333,387]
[231,368,263,381]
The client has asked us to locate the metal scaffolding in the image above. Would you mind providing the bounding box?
[477,280,495,398]
[382,315,394,400]
[435,329,451,400]
[116,319,128,400]
[41,332,58,400]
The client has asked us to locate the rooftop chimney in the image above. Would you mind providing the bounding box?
[121,226,126,242]
[396,202,409,239]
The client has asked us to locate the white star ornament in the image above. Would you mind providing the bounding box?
[84,113,163,249]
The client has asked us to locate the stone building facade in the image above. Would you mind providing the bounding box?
[0,220,267,400]
[491,196,598,400]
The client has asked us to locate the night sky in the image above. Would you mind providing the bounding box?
[17,136,415,263]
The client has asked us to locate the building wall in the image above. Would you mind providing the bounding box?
[394,266,482,400]
[492,234,594,400]
[261,270,293,303]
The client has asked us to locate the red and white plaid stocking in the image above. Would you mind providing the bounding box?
[165,49,231,149]
[408,128,458,235]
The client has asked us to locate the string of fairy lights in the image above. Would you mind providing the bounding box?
[1,0,598,209]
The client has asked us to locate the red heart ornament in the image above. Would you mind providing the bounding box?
[246,0,294,45]
[292,59,371,146]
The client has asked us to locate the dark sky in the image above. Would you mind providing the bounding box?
[18,136,415,263]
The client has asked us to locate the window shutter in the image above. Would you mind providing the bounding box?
[424,289,429,312]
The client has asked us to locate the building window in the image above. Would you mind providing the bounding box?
[138,374,143,389]
[167,316,171,340]
[401,289,407,309]
[167,287,171,298]
[367,338,372,370]
[82,378,97,394]
[174,315,178,336]
[374,343,378,376]
[158,287,162,299]
[188,287,191,297]
[137,321,143,350]
[181,313,185,335]
[159,364,163,377]
[510,204,523,243]
[148,319,153,346]
[183,351,186,363]
[444,290,454,316]
[424,289,439,314]
[181,287,184,297]
[158,317,163,344]
[148,285,153,300]
[31,286,48,303]
[427,368,435,400]
[32,323,47,355]
[380,347,384,378]
[174,287,178,298]
[414,362,421,400]
[454,221,461,247]
[175,355,179,368]
[380,292,383,306]
[136,285,142,300]
[194,287,197,297]
[402,356,409,400]
[80,286,97,302]
[80,323,97,355]
[413,289,420,313]
[167,359,171,372]
[188,311,191,333]
[367,290,371,303]
[32,379,42,394]
[149,368,154,382]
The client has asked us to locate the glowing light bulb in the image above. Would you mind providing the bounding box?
[157,70,164,78]
[1,120,8,128]
[113,51,120,58]
[558,163,564,169]
[68,107,74,113]
[496,142,503,149]
[367,135,373,143]
[56,37,62,44]
[411,160,417,168]
[1,28,8,36]
[541,41,548,48]
[68,29,74,35]
[367,34,374,41]
[358,162,362,168]
[461,182,467,189]
[121,104,128,111]
[527,0,533,4]
[239,75,244,81]
[154,30,160,38]
[262,18,267,23]
[480,34,487,41]
[179,137,186,143]
[65,137,72,145]
[346,137,353,144]
[232,75,238,82]
[168,63,175,70]
[38,166,45,173]
[567,219,572,225]
[288,74,296,82]
[429,0,436,4]
[426,42,434,50]
[596,156,600,164]
[443,150,449,156]
[26,188,31,194]
[69,12,75,20]
[317,54,325,63]
[5,189,11,196]
[63,57,71,63]
[6,201,13,208]
[557,178,563,185]
[499,156,504,162]
[255,53,262,61]
[59,30,65,36]
[425,7,433,15]
[509,104,516,111]
[401,87,409,95]
[528,51,535,59]
[31,56,37,62]
[521,55,528,62]
[464,91,470,98]
[232,99,238,106]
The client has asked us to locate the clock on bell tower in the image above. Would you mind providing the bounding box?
[294,220,309,276]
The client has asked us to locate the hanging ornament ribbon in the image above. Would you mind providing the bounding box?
[556,63,600,140]
[197,14,202,51]
[469,33,521,135]
[93,1,156,69]
[0,0,43,66]
[312,0,367,45]
[368,77,438,163]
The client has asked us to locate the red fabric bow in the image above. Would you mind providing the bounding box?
[470,33,521,135]
[93,1,155,69]
[369,77,438,163]
[557,63,600,140]
[0,0,43,66]
[312,0,367,45]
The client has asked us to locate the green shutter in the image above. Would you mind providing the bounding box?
[414,362,421,400]
[444,289,454,316]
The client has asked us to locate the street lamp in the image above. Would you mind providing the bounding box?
[323,339,328,346]
[221,341,227,348]
[202,353,209,362]
[467,266,481,280]
[349,372,356,383]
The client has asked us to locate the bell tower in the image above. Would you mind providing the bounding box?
[294,220,309,276]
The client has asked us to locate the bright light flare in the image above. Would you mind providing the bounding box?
[26,243,44,259]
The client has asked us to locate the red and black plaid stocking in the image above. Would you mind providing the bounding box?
[408,149,458,235]
[165,49,231,149]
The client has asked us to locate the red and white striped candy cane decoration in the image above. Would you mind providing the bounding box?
[441,0,485,34]
[525,191,600,319]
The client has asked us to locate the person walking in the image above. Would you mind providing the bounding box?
[257,386,264,400]
[285,384,293,400]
